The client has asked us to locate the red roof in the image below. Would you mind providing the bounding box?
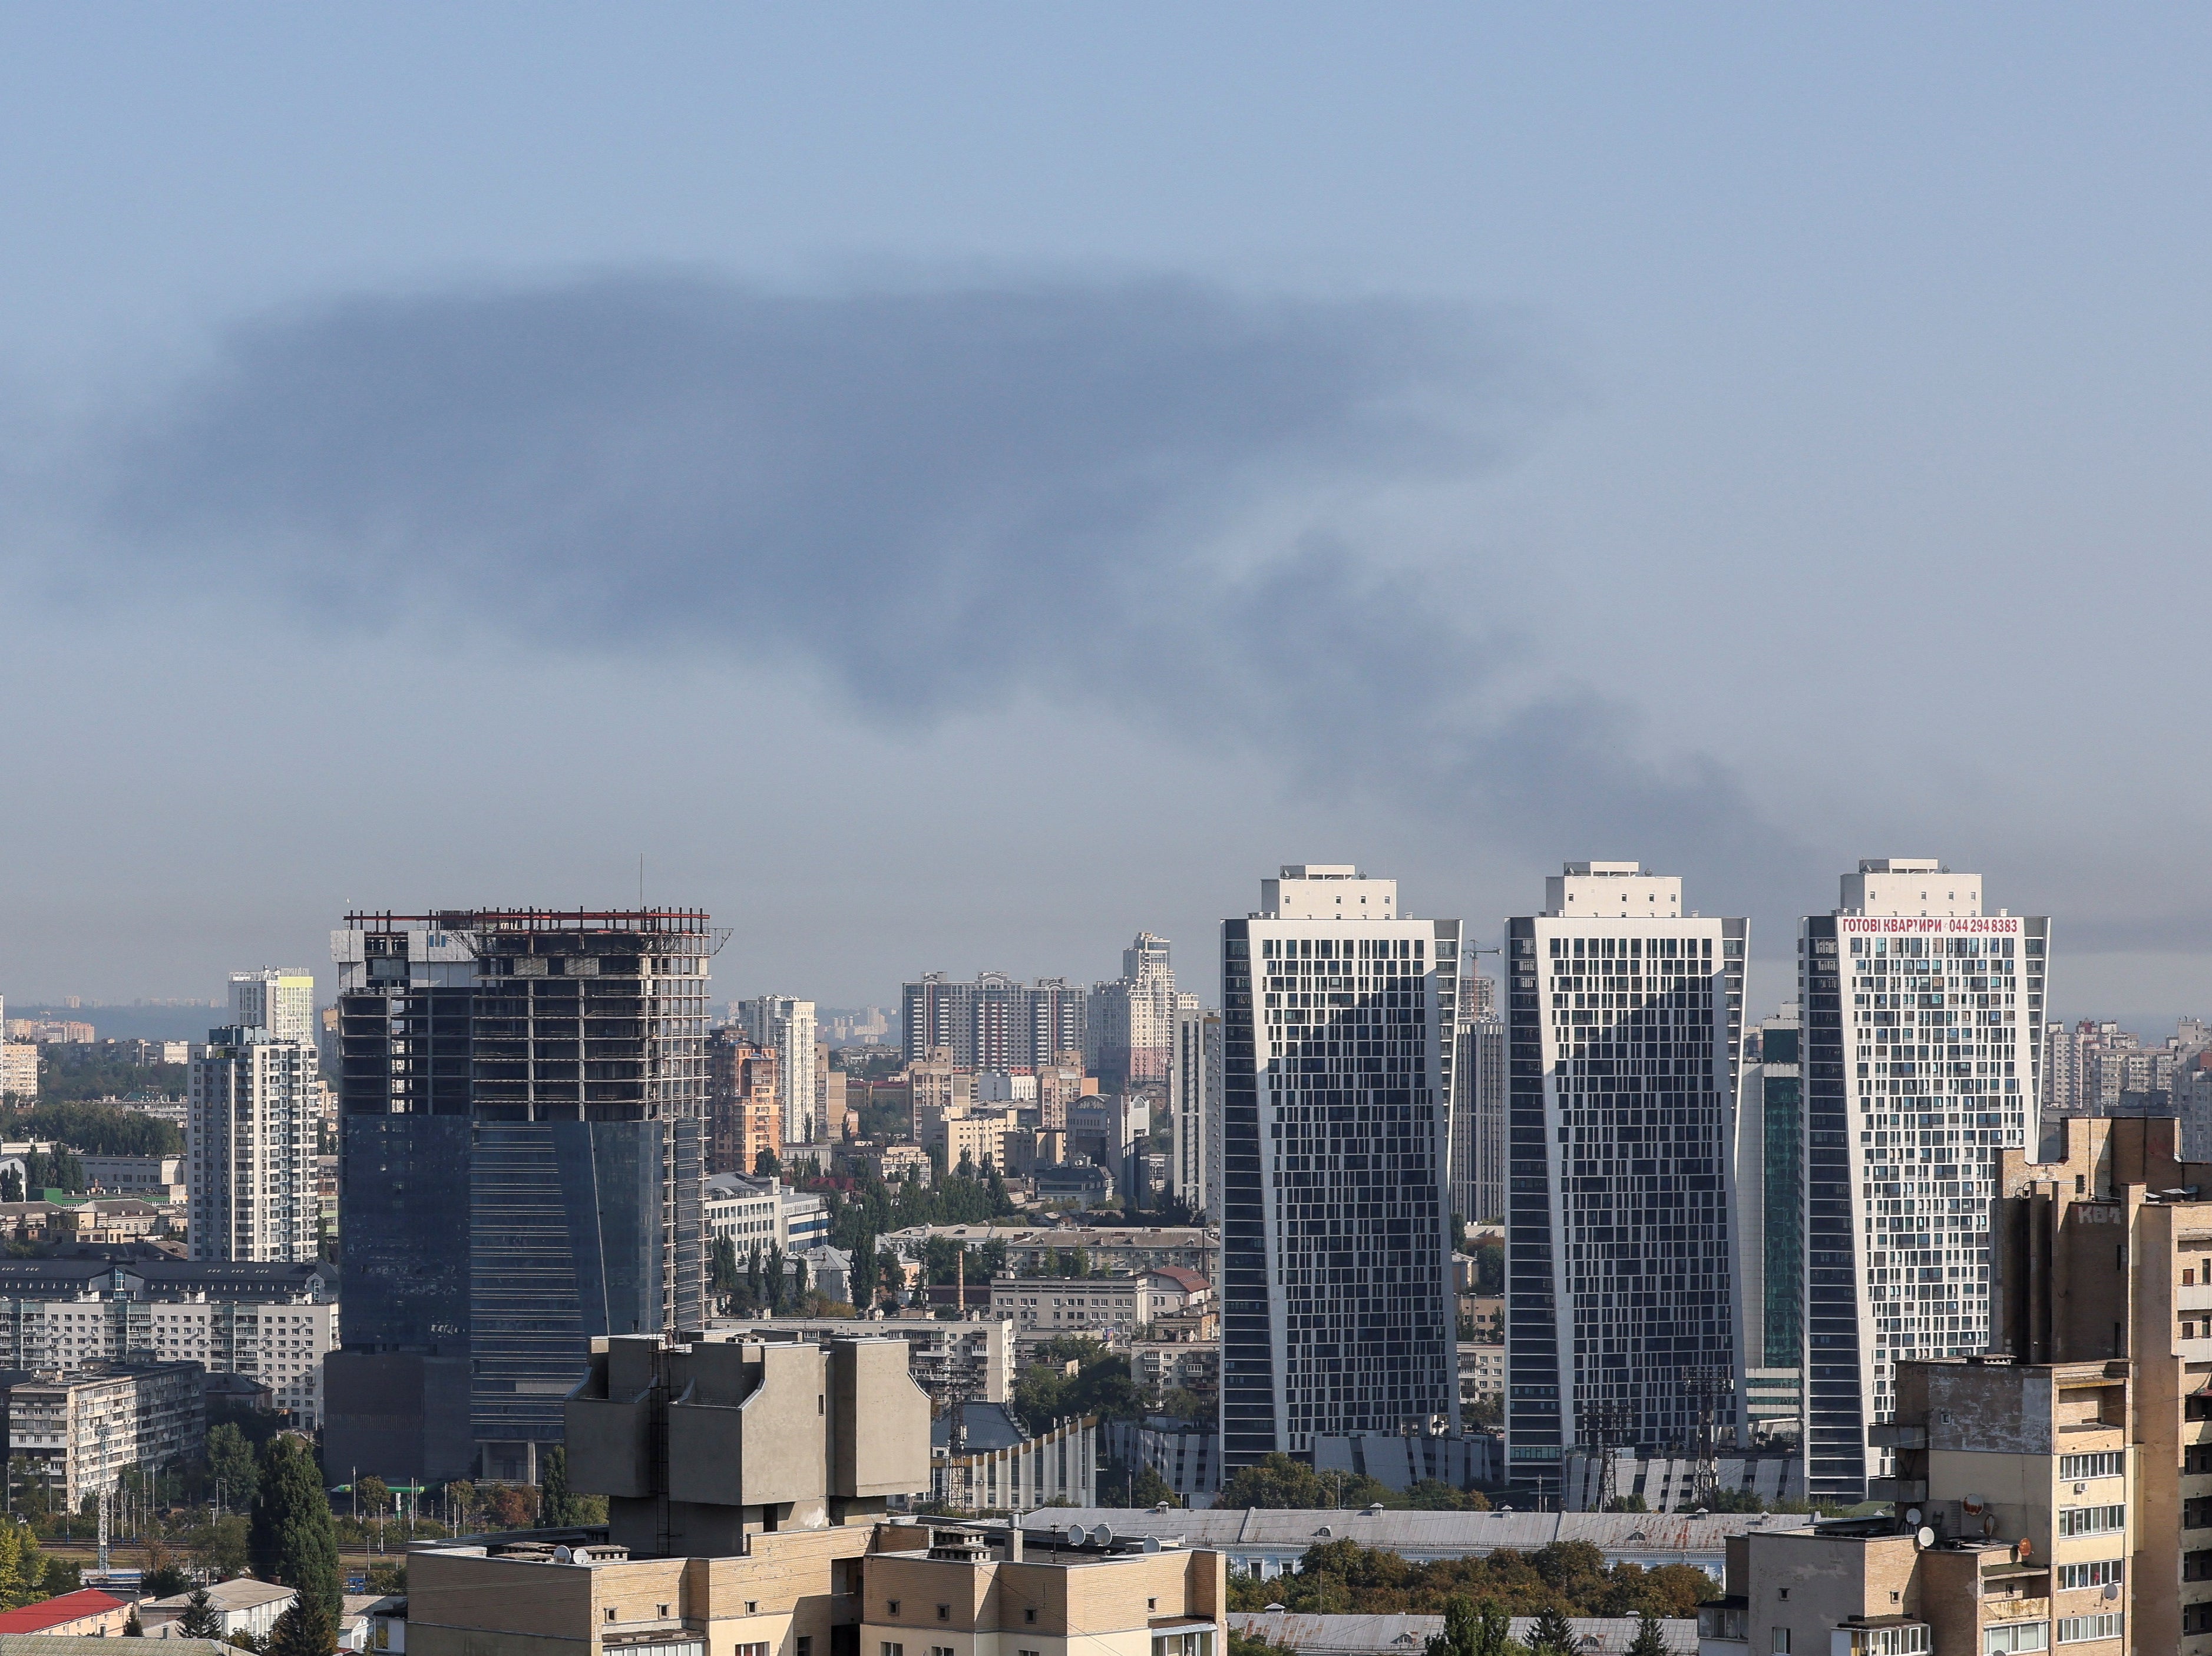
[1147,1266,1209,1293]
[0,1588,125,1632]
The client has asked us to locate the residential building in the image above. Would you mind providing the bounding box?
[1733,1002,1804,1436]
[902,972,1087,1073]
[705,1027,781,1175]
[1989,1111,2212,1651]
[1798,859,2049,1504]
[0,1289,336,1426]
[882,1224,1214,1279]
[1503,863,1745,1487]
[0,1043,35,1101]
[229,969,317,1046]
[329,908,718,1484]
[1169,1007,1221,1221]
[1105,1416,1220,1508]
[1314,1432,1497,1493]
[990,1268,1200,1349]
[1219,865,1462,1471]
[1450,1012,1506,1225]
[1459,1342,1504,1412]
[1,1360,206,1505]
[1705,1357,2125,1656]
[816,1040,848,1138]
[855,1142,933,1187]
[1089,933,1195,1092]
[738,995,818,1145]
[908,1049,974,1139]
[189,1022,318,1263]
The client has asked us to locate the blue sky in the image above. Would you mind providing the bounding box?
[4,6,2210,1024]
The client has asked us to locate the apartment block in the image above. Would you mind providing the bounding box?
[1168,1007,1221,1221]
[1219,866,1461,1468]
[189,1023,318,1263]
[1735,1002,1804,1440]
[707,1028,782,1176]
[1,1362,206,1506]
[1799,859,2048,1503]
[1504,862,1745,1483]
[904,972,1087,1073]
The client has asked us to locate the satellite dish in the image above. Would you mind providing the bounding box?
[1904,1508,1923,1526]
[1960,1493,1986,1515]
[1066,1525,1087,1547]
[2016,1538,2034,1562]
[553,1545,573,1564]
[1915,1528,1935,1549]
[1140,1536,1160,1554]
[1092,1526,1114,1548]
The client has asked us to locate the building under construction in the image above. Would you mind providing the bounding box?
[325,908,723,1483]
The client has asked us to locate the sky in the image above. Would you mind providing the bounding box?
[3,6,2211,1026]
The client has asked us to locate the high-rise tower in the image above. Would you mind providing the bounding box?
[189,969,320,1264]
[1799,859,2047,1503]
[1503,863,1745,1486]
[329,909,720,1483]
[738,995,816,1145]
[1218,866,1461,1470]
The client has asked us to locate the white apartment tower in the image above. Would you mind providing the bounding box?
[1218,866,1462,1470]
[1503,864,1746,1486]
[1087,933,1191,1091]
[1798,858,2048,1505]
[229,969,316,1046]
[189,970,320,1264]
[738,996,818,1145]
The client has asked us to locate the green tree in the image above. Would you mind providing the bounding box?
[353,1475,389,1521]
[207,1422,259,1511]
[248,1435,340,1624]
[538,1446,577,1528]
[755,1147,781,1176]
[1626,1612,1669,1656]
[0,1521,48,1609]
[143,1562,194,1598]
[179,1588,224,1639]
[1425,1597,1517,1656]
[124,1604,145,1636]
[193,1512,251,1576]
[1216,1453,1388,1512]
[1525,1607,1576,1656]
[0,1169,19,1203]
[265,1592,335,1656]
[1404,1481,1492,1512]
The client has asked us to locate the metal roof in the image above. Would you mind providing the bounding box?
[1229,1612,1697,1656]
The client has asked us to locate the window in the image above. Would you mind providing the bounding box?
[2058,1505,2125,1536]
[746,1604,759,1616]
[887,1604,901,1618]
[606,1610,618,1624]
[2055,1616,2121,1644]
[1985,1625,2048,1654]
[1024,1610,1037,1625]
[2056,1560,2121,1590]
[883,1645,904,1656]
[798,1640,812,1656]
[929,1647,955,1656]
[1771,1633,1790,1654]
[657,1607,670,1619]
[735,1646,771,1656]
[2059,1452,2122,1481]
[937,1607,951,1622]
[1148,1599,1159,1612]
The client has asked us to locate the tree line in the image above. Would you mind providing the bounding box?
[1225,1536,1714,1621]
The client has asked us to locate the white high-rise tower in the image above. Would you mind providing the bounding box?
[191,969,320,1263]
[1799,859,2048,1504]
[739,996,818,1144]
[1502,864,1746,1486]
[1218,866,1462,1470]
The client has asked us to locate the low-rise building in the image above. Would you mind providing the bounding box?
[931,1405,1096,1511]
[0,1588,133,1636]
[991,1273,1173,1348]
[707,1314,1012,1405]
[1132,1340,1218,1404]
[781,1187,830,1251]
[883,1225,1213,1280]
[1457,1342,1503,1409]
[1105,1417,1221,1509]
[141,1579,299,1641]
[703,1172,782,1251]
[79,1155,185,1198]
[1,1360,205,1505]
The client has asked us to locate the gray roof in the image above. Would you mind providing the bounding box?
[1230,1612,1697,1656]
[1020,1506,1797,1562]
[143,1579,296,1612]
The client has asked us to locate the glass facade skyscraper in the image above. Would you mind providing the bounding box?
[1218,866,1461,1472]
[329,909,718,1482]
